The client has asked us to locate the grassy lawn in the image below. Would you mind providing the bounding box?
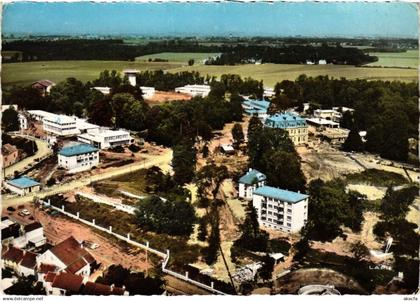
[2,60,182,88]
[94,169,149,196]
[345,169,409,187]
[136,52,219,64]
[367,50,419,69]
[168,63,419,87]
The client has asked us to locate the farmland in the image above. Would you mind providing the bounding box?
[2,59,418,89]
[136,52,219,63]
[366,50,419,69]
[1,60,182,88]
[168,63,419,86]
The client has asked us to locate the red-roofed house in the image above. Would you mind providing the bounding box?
[81,281,127,296]
[37,263,59,282]
[37,236,96,278]
[32,80,55,96]
[18,251,38,276]
[43,272,84,296]
[2,246,24,270]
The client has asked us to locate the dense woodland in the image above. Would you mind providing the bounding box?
[206,44,377,65]
[3,39,376,65]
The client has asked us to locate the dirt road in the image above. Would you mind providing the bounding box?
[4,135,52,178]
[3,149,172,208]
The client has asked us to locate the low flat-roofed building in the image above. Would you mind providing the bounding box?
[265,113,308,145]
[242,99,270,119]
[140,86,155,99]
[5,176,41,196]
[263,87,275,98]
[92,87,111,95]
[253,186,308,233]
[306,117,340,128]
[77,128,134,149]
[314,109,342,122]
[319,128,350,146]
[27,110,57,121]
[75,118,100,133]
[175,84,211,97]
[58,143,99,173]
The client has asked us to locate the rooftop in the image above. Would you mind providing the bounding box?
[254,186,308,203]
[44,114,76,125]
[243,99,270,110]
[7,176,40,189]
[239,169,266,185]
[58,143,99,157]
[49,236,96,271]
[20,251,37,269]
[51,272,84,292]
[24,222,43,233]
[32,79,55,87]
[2,246,24,263]
[265,113,307,129]
[306,117,339,126]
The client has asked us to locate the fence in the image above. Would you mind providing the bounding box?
[40,199,227,295]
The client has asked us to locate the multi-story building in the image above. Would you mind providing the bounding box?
[253,186,309,233]
[175,84,211,97]
[238,169,266,200]
[43,115,79,136]
[313,109,342,122]
[77,128,134,149]
[58,143,99,173]
[264,113,308,145]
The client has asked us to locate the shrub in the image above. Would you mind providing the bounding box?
[128,144,141,153]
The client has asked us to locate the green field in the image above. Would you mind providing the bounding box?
[135,52,219,63]
[1,60,182,87]
[168,63,419,87]
[2,59,418,89]
[367,50,419,69]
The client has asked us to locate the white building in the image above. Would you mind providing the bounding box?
[43,114,79,136]
[140,86,155,99]
[313,109,342,122]
[318,59,327,65]
[12,222,46,249]
[263,87,276,98]
[18,114,28,130]
[77,128,134,149]
[37,236,96,278]
[5,176,41,196]
[123,69,139,86]
[75,118,100,133]
[238,169,266,200]
[306,117,340,128]
[92,87,111,95]
[58,143,99,173]
[175,84,211,97]
[27,110,56,121]
[252,186,308,233]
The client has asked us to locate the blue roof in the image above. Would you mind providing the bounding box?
[8,176,40,188]
[254,186,308,203]
[58,143,99,157]
[239,169,266,185]
[265,113,307,129]
[243,100,270,111]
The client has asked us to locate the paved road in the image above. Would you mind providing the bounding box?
[4,135,52,178]
[3,150,172,208]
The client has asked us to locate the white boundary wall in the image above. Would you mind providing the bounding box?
[40,199,226,295]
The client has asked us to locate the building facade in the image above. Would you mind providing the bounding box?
[238,169,266,200]
[58,144,99,173]
[253,186,308,233]
[77,128,134,149]
[43,115,79,136]
[264,113,308,145]
[175,84,211,97]
[242,99,270,120]
[140,86,156,99]
[5,176,41,196]
[2,144,19,168]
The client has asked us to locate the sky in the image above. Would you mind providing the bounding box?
[2,1,419,38]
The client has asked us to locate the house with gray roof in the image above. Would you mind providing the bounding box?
[238,169,266,200]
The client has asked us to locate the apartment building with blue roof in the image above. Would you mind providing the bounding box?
[253,185,308,233]
[242,99,270,119]
[58,143,99,173]
[264,112,308,145]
